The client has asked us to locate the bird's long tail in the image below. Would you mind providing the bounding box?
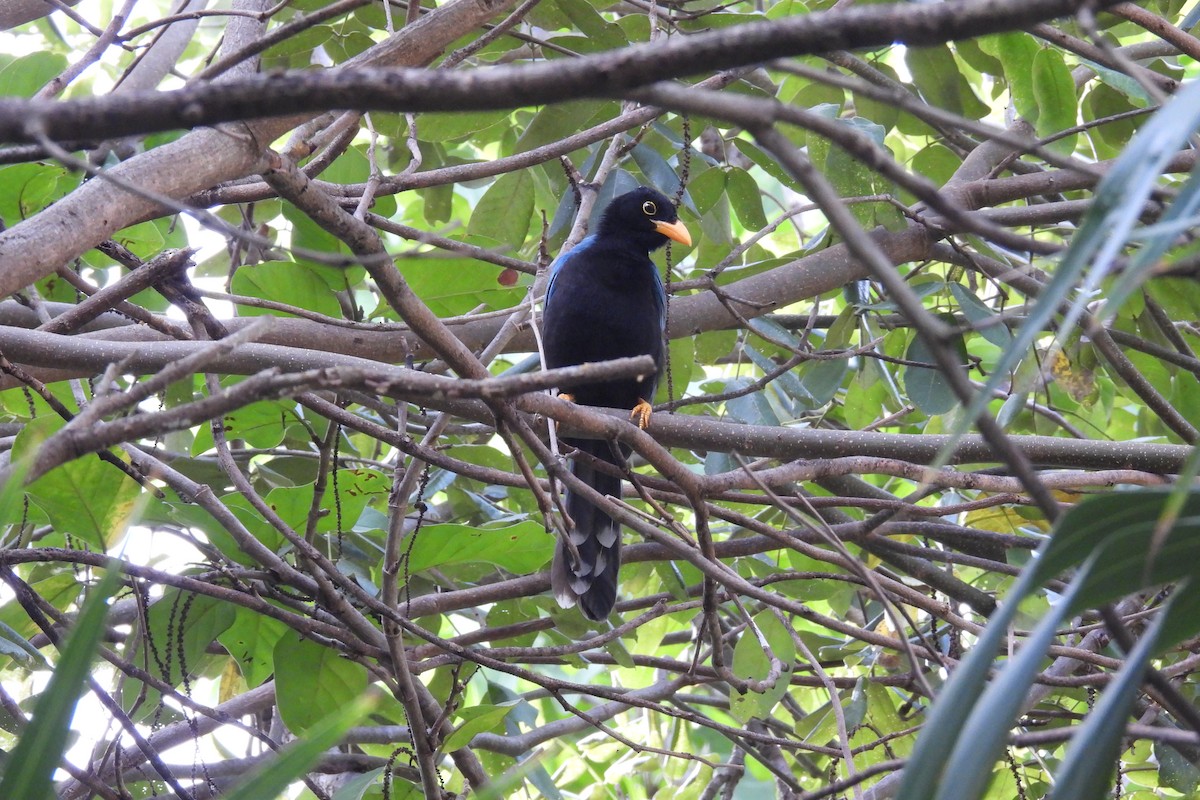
[551,438,623,621]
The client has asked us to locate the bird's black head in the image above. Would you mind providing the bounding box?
[596,187,692,252]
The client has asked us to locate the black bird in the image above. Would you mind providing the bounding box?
[542,186,692,620]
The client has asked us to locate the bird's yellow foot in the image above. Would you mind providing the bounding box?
[630,399,653,429]
[558,392,575,403]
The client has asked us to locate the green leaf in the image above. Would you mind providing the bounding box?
[1155,738,1200,795]
[931,561,1094,800]
[405,521,553,574]
[517,102,601,153]
[0,576,80,647]
[630,143,684,201]
[442,704,515,751]
[467,171,535,251]
[192,398,296,452]
[905,43,988,119]
[262,24,332,58]
[903,333,959,416]
[729,612,796,723]
[956,52,1200,447]
[19,424,143,550]
[725,379,781,426]
[274,632,369,735]
[1029,491,1200,635]
[398,255,525,317]
[1032,47,1078,154]
[955,37,1004,77]
[261,470,389,536]
[911,144,962,192]
[904,488,1200,799]
[655,335,694,405]
[332,768,386,800]
[284,202,340,254]
[989,32,1040,123]
[950,283,1013,349]
[794,306,856,410]
[726,167,768,231]
[688,167,726,216]
[736,140,795,186]
[217,609,289,688]
[1084,82,1143,158]
[0,162,79,221]
[416,111,511,143]
[555,0,627,47]
[0,52,67,98]
[230,261,343,318]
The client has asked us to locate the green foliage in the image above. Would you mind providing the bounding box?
[274,631,369,735]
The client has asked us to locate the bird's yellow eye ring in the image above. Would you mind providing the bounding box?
[642,200,657,216]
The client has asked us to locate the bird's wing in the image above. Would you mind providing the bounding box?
[651,260,667,331]
[544,234,596,308]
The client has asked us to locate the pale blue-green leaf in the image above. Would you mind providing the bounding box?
[747,315,801,349]
[726,383,781,427]
[796,356,848,410]
[903,335,957,416]
[1156,738,1200,795]
[1082,59,1156,106]
[332,768,385,800]
[0,619,46,666]
[745,345,809,407]
[995,392,1026,430]
[630,144,683,199]
[548,186,579,239]
[839,114,887,146]
[844,679,868,730]
[950,283,1013,349]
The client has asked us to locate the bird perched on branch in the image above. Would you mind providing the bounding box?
[542,186,692,620]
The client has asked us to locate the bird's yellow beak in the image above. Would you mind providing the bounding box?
[654,219,692,247]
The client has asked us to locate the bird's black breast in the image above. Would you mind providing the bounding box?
[542,240,664,411]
